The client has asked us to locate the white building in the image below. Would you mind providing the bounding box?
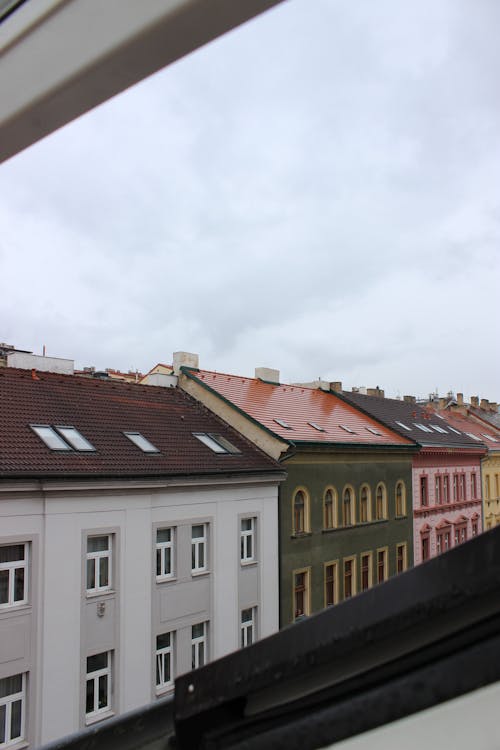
[0,367,283,747]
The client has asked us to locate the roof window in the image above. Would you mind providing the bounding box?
[448,427,462,435]
[482,433,498,442]
[465,432,482,442]
[193,432,241,454]
[395,421,411,431]
[123,432,159,453]
[429,424,448,434]
[55,426,95,451]
[414,423,433,433]
[339,425,356,434]
[308,421,325,432]
[366,427,382,436]
[274,418,292,429]
[31,425,72,451]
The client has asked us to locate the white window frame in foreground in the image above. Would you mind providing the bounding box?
[241,607,257,648]
[0,543,28,609]
[156,528,175,580]
[156,632,174,693]
[86,535,112,595]
[191,524,208,574]
[85,652,112,723]
[191,622,208,670]
[240,518,256,563]
[0,673,26,748]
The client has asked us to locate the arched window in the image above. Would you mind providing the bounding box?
[360,485,371,523]
[343,487,355,526]
[375,483,387,520]
[293,489,309,534]
[323,488,337,529]
[395,481,406,517]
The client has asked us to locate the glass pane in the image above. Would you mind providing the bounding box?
[156,549,161,576]
[87,536,109,553]
[192,525,204,539]
[0,674,22,698]
[241,519,252,531]
[192,623,204,639]
[87,652,108,673]
[164,654,171,683]
[0,704,5,744]
[56,426,95,451]
[191,644,196,670]
[0,545,25,563]
[31,425,71,450]
[191,545,196,570]
[11,698,22,739]
[86,679,94,714]
[0,570,8,604]
[157,632,170,650]
[246,536,252,559]
[157,528,171,543]
[14,568,25,602]
[156,656,161,686]
[164,549,171,575]
[98,675,108,709]
[124,432,159,453]
[99,557,109,587]
[198,642,205,667]
[86,559,95,590]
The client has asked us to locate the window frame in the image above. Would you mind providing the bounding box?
[323,487,337,530]
[0,673,26,747]
[191,523,208,575]
[191,622,208,670]
[293,567,311,620]
[396,543,407,574]
[395,480,406,517]
[85,651,112,724]
[360,551,372,592]
[376,547,388,584]
[343,556,357,600]
[342,485,356,527]
[240,517,257,564]
[156,527,175,582]
[375,482,387,520]
[86,534,113,595]
[241,607,257,648]
[155,631,174,694]
[0,542,29,609]
[420,476,428,507]
[324,560,339,607]
[292,488,310,535]
[359,485,371,523]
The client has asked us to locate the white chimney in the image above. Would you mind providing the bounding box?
[173,351,199,375]
[255,367,280,384]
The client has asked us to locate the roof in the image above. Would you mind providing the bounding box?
[432,408,500,451]
[339,391,486,451]
[184,370,414,448]
[469,406,500,431]
[0,368,281,480]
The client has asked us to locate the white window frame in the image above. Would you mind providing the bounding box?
[156,632,174,693]
[241,607,257,648]
[240,518,256,564]
[0,543,28,609]
[156,528,175,581]
[191,622,208,670]
[0,673,26,748]
[191,524,208,574]
[85,652,112,722]
[86,535,112,595]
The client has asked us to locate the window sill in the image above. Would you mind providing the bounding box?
[6,741,28,750]
[291,531,312,539]
[191,569,210,578]
[86,589,115,599]
[240,560,258,567]
[86,709,115,726]
[156,576,177,584]
[156,685,174,698]
[0,603,31,618]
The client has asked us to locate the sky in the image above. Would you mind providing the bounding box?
[1,0,499,401]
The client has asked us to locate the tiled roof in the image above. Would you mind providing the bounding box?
[432,409,500,451]
[186,370,414,447]
[339,391,487,450]
[469,407,500,431]
[0,368,280,479]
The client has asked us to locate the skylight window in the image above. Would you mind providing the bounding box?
[448,427,462,435]
[429,424,448,434]
[308,421,325,432]
[395,421,411,431]
[31,425,72,451]
[123,432,159,453]
[193,432,240,454]
[482,433,498,442]
[414,423,433,433]
[339,425,356,434]
[274,418,292,429]
[465,432,481,442]
[55,426,95,451]
[366,427,382,436]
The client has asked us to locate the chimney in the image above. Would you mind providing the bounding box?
[438,397,447,409]
[480,398,489,411]
[470,396,479,408]
[255,367,280,385]
[173,351,199,375]
[367,386,385,398]
[457,393,463,405]
[403,395,416,404]
[490,402,498,413]
[331,381,343,393]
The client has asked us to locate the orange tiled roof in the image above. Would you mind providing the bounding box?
[434,409,500,450]
[188,370,414,447]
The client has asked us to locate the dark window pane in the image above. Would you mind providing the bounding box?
[0,675,22,699]
[157,529,171,543]
[156,549,161,576]
[14,568,25,602]
[192,525,204,539]
[0,704,5,744]
[86,680,95,714]
[156,658,161,686]
[246,537,252,559]
[86,560,95,590]
[157,632,170,650]
[98,674,108,709]
[87,536,108,553]
[164,549,171,575]
[198,642,205,667]
[192,623,204,639]
[11,699,22,739]
[198,545,204,569]
[99,557,109,587]
[0,545,24,563]
[87,653,107,672]
[0,570,8,604]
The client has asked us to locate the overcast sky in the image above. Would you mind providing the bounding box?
[1,0,499,400]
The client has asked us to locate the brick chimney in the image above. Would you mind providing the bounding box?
[480,398,489,410]
[490,402,498,413]
[457,393,463,405]
[330,381,343,393]
[470,396,479,408]
[403,395,416,404]
[367,386,385,398]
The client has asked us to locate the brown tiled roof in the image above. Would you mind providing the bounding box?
[0,368,281,479]
[186,370,414,447]
[432,409,500,451]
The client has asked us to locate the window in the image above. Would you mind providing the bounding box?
[156,528,175,580]
[156,632,174,692]
[86,652,112,721]
[375,483,387,519]
[293,489,309,534]
[324,562,338,606]
[0,544,28,608]
[86,536,112,594]
[443,475,449,503]
[360,486,371,523]
[191,623,207,669]
[396,543,407,574]
[191,524,208,574]
[308,421,325,432]
[472,518,479,536]
[274,418,292,429]
[241,607,257,647]
[366,427,382,436]
[54,426,95,451]
[395,481,406,516]
[343,557,356,599]
[360,553,372,591]
[339,424,356,434]
[436,529,451,555]
[376,549,387,584]
[430,424,448,434]
[414,423,433,433]
[30,424,71,451]
[293,569,310,619]
[485,475,491,500]
[420,476,428,507]
[421,535,430,561]
[454,525,467,546]
[395,421,411,431]
[342,487,355,526]
[0,673,25,747]
[435,476,442,505]
[192,433,240,454]
[240,518,256,563]
[323,488,336,529]
[459,474,466,501]
[123,431,159,453]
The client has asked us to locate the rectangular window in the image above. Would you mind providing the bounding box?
[471,473,477,499]
[420,476,428,507]
[472,519,478,536]
[459,474,466,501]
[453,475,458,501]
[241,607,257,648]
[86,536,112,594]
[324,562,338,606]
[156,632,174,692]
[421,536,430,561]
[86,652,112,721]
[396,543,407,574]
[191,524,208,574]
[360,553,372,591]
[240,518,256,563]
[343,557,356,599]
[435,476,442,505]
[485,475,491,500]
[156,528,175,580]
[293,569,310,619]
[443,475,449,503]
[377,549,387,584]
[191,622,208,669]
[0,544,28,608]
[0,673,26,747]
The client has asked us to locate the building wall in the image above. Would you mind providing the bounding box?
[412,452,483,565]
[482,454,500,529]
[279,451,414,627]
[0,479,279,746]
